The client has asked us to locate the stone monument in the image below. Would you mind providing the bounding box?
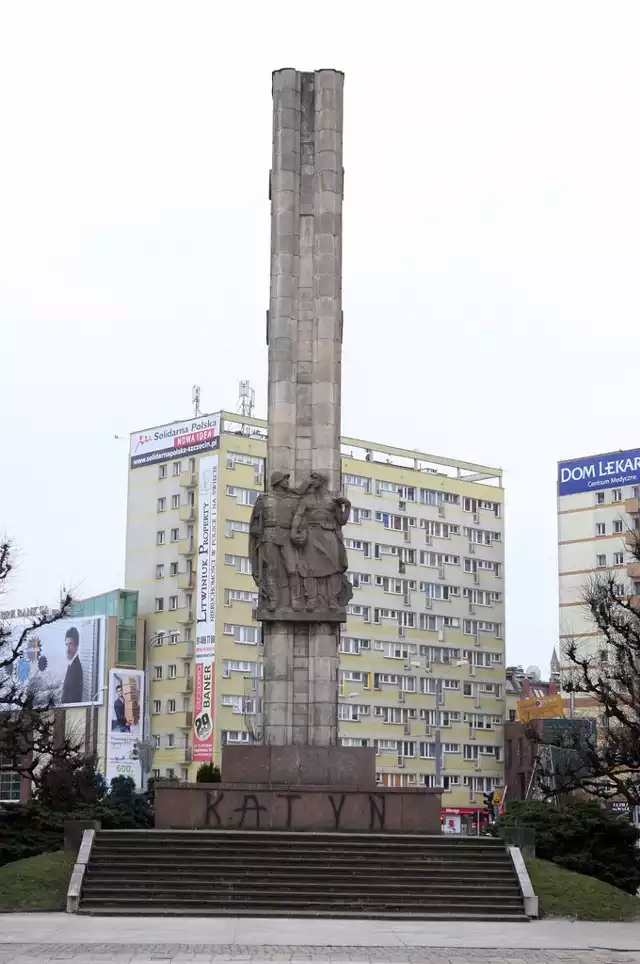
[253,67,350,750]
[153,69,442,830]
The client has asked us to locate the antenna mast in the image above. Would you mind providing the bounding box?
[237,380,255,418]
[192,385,201,418]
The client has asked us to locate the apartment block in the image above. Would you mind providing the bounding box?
[558,447,640,662]
[125,411,506,816]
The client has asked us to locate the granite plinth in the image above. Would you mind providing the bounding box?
[222,744,375,787]
[155,782,442,833]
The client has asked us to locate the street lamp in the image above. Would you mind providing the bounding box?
[141,630,181,790]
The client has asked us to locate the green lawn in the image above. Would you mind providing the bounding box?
[0,851,75,911]
[527,857,640,921]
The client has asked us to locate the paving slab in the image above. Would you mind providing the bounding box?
[2,916,640,964]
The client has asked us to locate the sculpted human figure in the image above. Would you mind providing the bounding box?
[291,471,353,612]
[249,472,302,612]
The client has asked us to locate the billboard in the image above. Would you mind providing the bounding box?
[516,694,564,724]
[105,668,144,788]
[558,448,640,496]
[11,616,105,708]
[129,413,220,469]
[193,453,218,761]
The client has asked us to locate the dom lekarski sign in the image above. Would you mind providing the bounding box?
[558,448,640,496]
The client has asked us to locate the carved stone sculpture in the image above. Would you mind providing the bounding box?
[249,471,352,622]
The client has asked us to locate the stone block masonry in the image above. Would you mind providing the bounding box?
[263,69,346,748]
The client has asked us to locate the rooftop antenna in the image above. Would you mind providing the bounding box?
[237,380,255,418]
[192,385,201,418]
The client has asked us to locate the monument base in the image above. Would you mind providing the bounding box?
[222,744,375,788]
[155,782,442,834]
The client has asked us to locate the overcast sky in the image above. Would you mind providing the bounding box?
[1,2,639,671]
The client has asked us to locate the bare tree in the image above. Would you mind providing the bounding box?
[0,540,88,793]
[532,531,640,807]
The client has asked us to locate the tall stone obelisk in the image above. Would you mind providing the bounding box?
[261,69,345,747]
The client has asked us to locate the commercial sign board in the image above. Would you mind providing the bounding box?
[516,694,564,724]
[558,447,640,496]
[9,616,105,709]
[105,668,144,788]
[193,454,218,762]
[129,413,220,469]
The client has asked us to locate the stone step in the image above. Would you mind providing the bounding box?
[92,844,510,866]
[78,905,529,921]
[92,833,502,849]
[79,894,525,912]
[82,879,522,898]
[85,867,517,883]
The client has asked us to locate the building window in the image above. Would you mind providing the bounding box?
[596,554,607,568]
[152,768,161,778]
[167,734,175,748]
[226,485,259,506]
[170,632,180,644]
[0,760,20,802]
[614,552,624,566]
[169,595,178,611]
[154,666,163,680]
[156,564,164,579]
[170,562,179,576]
[172,494,180,509]
[170,528,179,542]
[152,700,161,714]
[224,554,252,574]
[508,709,516,722]
[168,699,176,713]
[168,665,177,680]
[153,735,161,749]
[596,491,605,504]
[157,497,166,512]
[173,462,182,476]
[613,489,622,502]
[596,522,605,536]
[166,768,175,778]
[155,598,164,612]
[614,520,624,534]
[226,519,251,537]
[157,531,166,545]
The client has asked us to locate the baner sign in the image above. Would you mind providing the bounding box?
[193,453,218,762]
[558,447,640,496]
[129,413,220,469]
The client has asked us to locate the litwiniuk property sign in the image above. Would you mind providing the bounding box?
[193,453,218,762]
[558,448,640,496]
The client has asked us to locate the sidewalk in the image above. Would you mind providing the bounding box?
[2,914,640,959]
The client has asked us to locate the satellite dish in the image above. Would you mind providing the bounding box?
[525,665,542,682]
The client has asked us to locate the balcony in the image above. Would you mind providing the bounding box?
[625,498,639,515]
[181,676,194,693]
[175,640,195,659]
[180,471,197,489]
[626,531,639,547]
[178,538,194,556]
[183,748,193,763]
[628,563,640,580]
[179,505,195,523]
[177,572,194,591]
[177,608,194,625]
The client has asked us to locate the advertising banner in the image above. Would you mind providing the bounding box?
[105,668,144,788]
[193,660,214,762]
[193,453,218,761]
[11,616,105,708]
[558,448,640,496]
[129,413,220,469]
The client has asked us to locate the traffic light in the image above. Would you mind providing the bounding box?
[483,791,493,815]
[131,742,140,761]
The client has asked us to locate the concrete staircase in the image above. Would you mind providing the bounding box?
[79,830,529,920]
